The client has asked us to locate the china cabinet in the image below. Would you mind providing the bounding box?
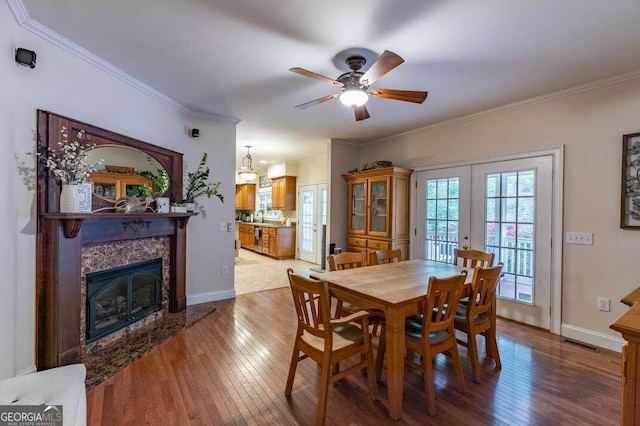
[343,167,412,262]
[88,172,151,202]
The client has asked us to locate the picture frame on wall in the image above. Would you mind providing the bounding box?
[259,175,272,188]
[621,132,640,228]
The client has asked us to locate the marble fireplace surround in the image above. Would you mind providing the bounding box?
[81,237,171,354]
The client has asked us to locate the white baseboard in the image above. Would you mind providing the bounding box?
[560,323,625,353]
[16,365,37,376]
[187,289,236,305]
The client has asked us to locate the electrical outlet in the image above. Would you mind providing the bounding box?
[218,222,226,232]
[227,222,233,232]
[221,264,228,275]
[566,232,594,245]
[598,297,610,312]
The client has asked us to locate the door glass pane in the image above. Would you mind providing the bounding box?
[370,180,387,233]
[486,171,536,304]
[424,177,459,263]
[351,182,365,232]
[300,190,314,253]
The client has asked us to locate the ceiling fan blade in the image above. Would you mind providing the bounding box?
[294,93,340,110]
[354,105,370,121]
[289,67,344,88]
[369,88,428,104]
[359,50,404,86]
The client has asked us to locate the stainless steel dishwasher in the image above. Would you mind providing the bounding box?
[254,226,263,253]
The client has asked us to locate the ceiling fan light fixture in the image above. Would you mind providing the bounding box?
[238,145,257,181]
[340,89,368,108]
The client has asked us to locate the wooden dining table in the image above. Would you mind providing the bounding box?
[311,259,474,420]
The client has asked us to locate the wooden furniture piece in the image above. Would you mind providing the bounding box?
[326,252,370,319]
[610,287,640,426]
[285,268,377,426]
[370,248,403,265]
[88,172,151,202]
[454,264,504,383]
[235,183,256,210]
[271,176,296,210]
[311,259,473,420]
[343,167,412,261]
[376,273,468,416]
[239,223,255,250]
[262,226,296,259]
[36,110,190,370]
[453,248,495,268]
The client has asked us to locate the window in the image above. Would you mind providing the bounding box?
[257,192,281,218]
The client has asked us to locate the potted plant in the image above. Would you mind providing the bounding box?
[183,153,224,211]
[40,127,104,212]
[138,157,170,212]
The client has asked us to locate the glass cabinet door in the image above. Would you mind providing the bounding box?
[368,177,390,236]
[349,180,366,233]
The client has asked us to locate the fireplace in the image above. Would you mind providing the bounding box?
[86,259,162,343]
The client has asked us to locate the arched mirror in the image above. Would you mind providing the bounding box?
[86,145,169,203]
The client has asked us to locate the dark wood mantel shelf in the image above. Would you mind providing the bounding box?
[40,212,197,238]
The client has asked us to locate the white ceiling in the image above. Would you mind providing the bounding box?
[20,0,640,169]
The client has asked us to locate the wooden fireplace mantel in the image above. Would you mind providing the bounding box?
[36,111,195,370]
[41,212,196,238]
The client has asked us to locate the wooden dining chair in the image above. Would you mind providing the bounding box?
[376,272,468,416]
[370,248,403,265]
[327,252,384,337]
[453,248,495,268]
[454,264,503,383]
[285,268,377,426]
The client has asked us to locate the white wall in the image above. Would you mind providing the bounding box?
[327,139,359,252]
[357,77,640,348]
[1,2,236,378]
[297,152,328,186]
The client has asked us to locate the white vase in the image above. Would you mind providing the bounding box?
[60,184,80,213]
[77,182,92,212]
[60,183,92,213]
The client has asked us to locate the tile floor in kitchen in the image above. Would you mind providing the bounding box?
[234,248,319,295]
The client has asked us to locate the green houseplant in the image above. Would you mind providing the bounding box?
[184,153,224,208]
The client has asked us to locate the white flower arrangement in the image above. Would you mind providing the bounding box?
[40,127,104,184]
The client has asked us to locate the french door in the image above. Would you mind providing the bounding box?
[416,156,553,330]
[298,184,327,264]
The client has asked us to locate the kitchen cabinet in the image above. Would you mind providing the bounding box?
[88,172,151,202]
[343,167,412,262]
[263,226,295,259]
[235,184,256,210]
[239,223,255,250]
[271,176,296,210]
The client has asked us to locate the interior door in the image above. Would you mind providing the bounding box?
[298,184,325,264]
[416,156,553,329]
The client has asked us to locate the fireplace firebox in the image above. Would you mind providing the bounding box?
[86,259,162,343]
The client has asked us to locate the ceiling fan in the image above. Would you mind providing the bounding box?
[289,50,428,121]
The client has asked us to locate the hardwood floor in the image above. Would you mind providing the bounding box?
[87,287,621,425]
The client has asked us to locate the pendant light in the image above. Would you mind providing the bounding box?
[238,145,257,181]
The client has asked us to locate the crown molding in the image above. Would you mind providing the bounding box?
[370,68,640,145]
[7,0,239,125]
[187,110,241,125]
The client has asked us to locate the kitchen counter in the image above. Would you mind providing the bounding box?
[236,220,295,228]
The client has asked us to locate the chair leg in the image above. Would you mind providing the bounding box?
[365,340,378,401]
[375,327,386,382]
[451,341,467,394]
[423,353,438,416]
[468,330,481,384]
[372,323,379,337]
[488,327,502,370]
[285,345,299,396]
[316,359,331,426]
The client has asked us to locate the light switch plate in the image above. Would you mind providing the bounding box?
[566,232,593,245]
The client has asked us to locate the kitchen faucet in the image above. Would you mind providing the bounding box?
[256,210,264,223]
